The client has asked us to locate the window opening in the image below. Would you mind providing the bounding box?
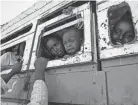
[40,25,84,60]
[1,42,26,71]
[108,2,136,46]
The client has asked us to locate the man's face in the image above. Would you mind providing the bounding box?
[112,20,134,45]
[46,38,64,57]
[63,29,80,55]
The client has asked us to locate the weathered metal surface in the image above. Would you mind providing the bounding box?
[97,1,138,59]
[29,3,94,69]
[47,71,106,105]
[27,63,106,105]
[104,64,138,105]
[102,55,138,68]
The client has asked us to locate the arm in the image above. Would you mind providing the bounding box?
[1,65,12,71]
[1,62,22,83]
[28,57,48,105]
[1,62,22,95]
[34,57,48,81]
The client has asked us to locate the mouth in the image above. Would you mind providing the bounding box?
[67,48,75,53]
[115,40,124,45]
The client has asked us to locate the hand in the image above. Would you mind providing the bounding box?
[34,57,49,70]
[11,61,23,75]
[34,57,49,81]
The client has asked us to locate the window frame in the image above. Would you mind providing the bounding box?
[0,28,35,73]
[30,2,95,69]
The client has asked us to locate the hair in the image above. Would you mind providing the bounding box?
[63,26,84,46]
[113,11,133,30]
[64,27,83,38]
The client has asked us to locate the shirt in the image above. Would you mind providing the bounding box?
[1,77,48,105]
[1,52,19,66]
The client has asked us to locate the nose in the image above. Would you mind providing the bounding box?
[53,47,58,52]
[119,33,124,40]
[53,47,61,54]
[66,42,72,48]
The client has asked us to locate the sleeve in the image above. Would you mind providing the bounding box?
[0,77,9,95]
[0,52,11,66]
[27,80,48,105]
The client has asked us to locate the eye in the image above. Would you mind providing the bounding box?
[54,43,59,47]
[124,32,134,39]
[125,32,133,37]
[69,38,75,42]
[115,28,122,35]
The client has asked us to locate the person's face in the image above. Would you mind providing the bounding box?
[112,20,134,45]
[12,44,19,54]
[46,38,64,57]
[63,29,80,55]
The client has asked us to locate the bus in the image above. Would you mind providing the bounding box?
[0,1,138,105]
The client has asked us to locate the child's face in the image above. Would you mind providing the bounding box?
[112,20,134,45]
[63,29,81,55]
[46,38,64,57]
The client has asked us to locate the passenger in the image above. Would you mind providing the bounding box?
[1,57,49,105]
[112,19,135,45]
[1,42,25,69]
[63,27,83,55]
[1,61,23,94]
[43,34,65,59]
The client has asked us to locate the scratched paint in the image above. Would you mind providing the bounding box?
[106,66,138,105]
[97,1,138,59]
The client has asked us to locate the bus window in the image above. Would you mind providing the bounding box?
[108,2,136,46]
[1,23,32,44]
[1,42,26,70]
[33,3,93,68]
[40,25,84,60]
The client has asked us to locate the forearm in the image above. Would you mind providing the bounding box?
[1,71,15,83]
[34,67,45,81]
[1,66,12,71]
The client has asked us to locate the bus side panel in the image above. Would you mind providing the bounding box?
[102,56,138,105]
[28,64,107,105]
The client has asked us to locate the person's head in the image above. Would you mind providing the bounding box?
[12,42,26,56]
[12,44,20,54]
[63,27,83,55]
[112,19,135,45]
[44,34,65,58]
